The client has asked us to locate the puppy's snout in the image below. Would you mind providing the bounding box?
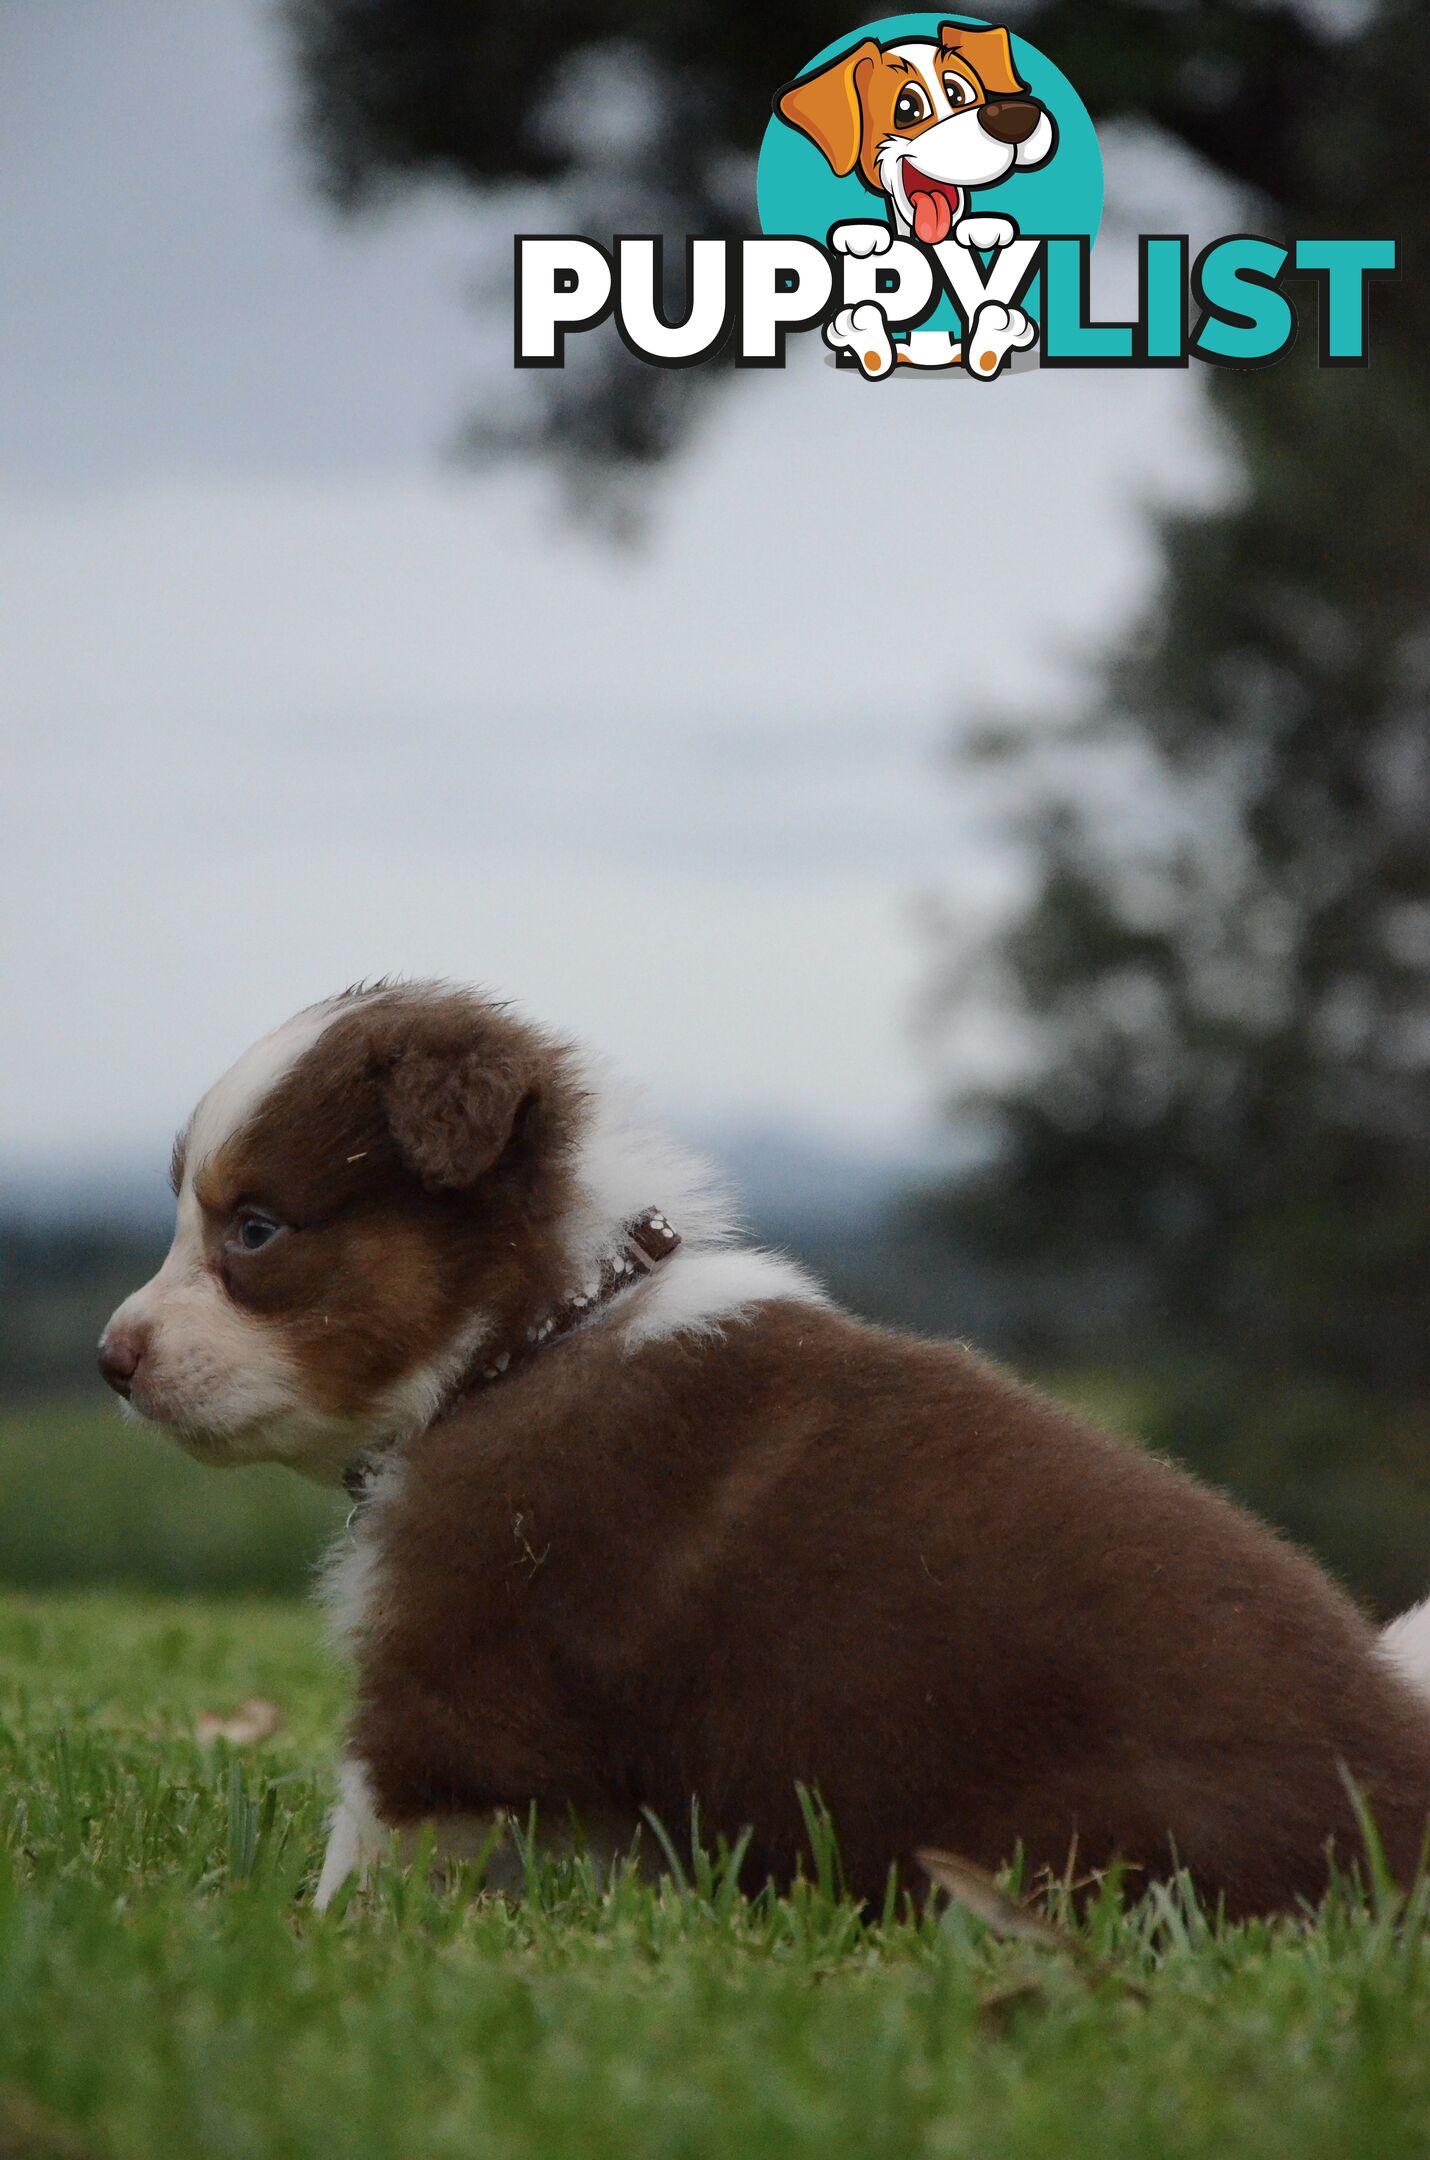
[979,98,1043,146]
[99,1326,147,1398]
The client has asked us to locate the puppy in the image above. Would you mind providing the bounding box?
[777,22,1053,377]
[100,982,1430,1915]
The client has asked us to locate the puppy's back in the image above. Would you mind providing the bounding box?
[370,1302,1430,1912]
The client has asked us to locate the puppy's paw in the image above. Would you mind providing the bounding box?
[830,221,894,258]
[825,301,895,379]
[953,214,1018,254]
[964,299,1037,379]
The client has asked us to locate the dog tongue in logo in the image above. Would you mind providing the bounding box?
[905,166,961,245]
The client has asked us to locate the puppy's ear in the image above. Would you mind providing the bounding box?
[940,23,1027,98]
[776,38,880,177]
[380,1040,538,1192]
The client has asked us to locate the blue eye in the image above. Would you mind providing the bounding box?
[236,1213,282,1252]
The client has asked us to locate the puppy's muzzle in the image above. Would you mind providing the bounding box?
[979,98,1045,146]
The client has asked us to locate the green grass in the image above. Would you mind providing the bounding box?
[0,1399,342,1595]
[4,1594,1430,2159]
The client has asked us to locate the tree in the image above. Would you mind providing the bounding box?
[933,0,1429,1397]
[283,0,831,505]
[282,1,1430,1595]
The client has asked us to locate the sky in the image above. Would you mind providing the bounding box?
[2,1,1237,1201]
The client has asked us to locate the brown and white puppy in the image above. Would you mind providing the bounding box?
[777,22,1054,378]
[101,982,1430,1917]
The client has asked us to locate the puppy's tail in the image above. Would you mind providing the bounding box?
[1381,1595,1430,1706]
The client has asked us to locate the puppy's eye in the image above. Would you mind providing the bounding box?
[234,1212,283,1253]
[893,86,929,127]
[942,73,976,108]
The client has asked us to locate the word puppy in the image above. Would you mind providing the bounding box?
[101,982,1430,1914]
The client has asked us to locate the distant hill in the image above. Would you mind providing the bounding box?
[0,1123,1013,1394]
[687,1122,959,1240]
[3,1122,965,1243]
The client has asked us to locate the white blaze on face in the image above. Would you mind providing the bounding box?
[100,1001,341,1468]
[889,40,961,109]
[182,1002,339,1184]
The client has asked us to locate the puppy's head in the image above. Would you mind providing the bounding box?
[98,984,584,1480]
[776,23,1055,244]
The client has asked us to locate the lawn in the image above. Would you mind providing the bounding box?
[5,1401,1430,2159]
[4,1590,1430,2160]
[0,1400,342,1596]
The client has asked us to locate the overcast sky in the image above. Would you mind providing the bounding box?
[3,1,1236,1199]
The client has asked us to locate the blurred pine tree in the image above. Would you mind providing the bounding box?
[930,0,1428,1389]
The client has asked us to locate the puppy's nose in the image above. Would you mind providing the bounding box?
[979,98,1043,145]
[99,1328,146,1398]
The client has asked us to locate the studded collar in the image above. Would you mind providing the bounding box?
[341,1207,681,1510]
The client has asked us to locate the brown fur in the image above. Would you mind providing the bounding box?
[349,1296,1430,1916]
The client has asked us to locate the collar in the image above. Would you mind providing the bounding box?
[341,1206,681,1510]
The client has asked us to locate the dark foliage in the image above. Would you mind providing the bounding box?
[936,0,1429,1392]
[0,1222,167,1394]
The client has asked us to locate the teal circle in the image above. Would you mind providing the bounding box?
[756,13,1102,330]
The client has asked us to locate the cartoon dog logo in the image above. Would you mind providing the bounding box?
[775,21,1056,378]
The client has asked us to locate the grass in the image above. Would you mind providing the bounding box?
[5,1396,1430,2155]
[0,1399,342,1595]
[4,1593,1430,2160]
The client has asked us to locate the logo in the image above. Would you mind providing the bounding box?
[760,15,1091,378]
[515,13,1396,377]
